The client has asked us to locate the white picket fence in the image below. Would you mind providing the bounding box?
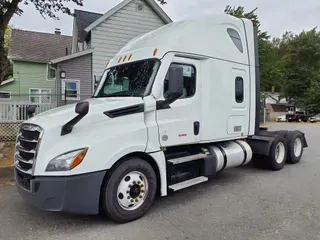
[0,102,55,122]
[0,102,56,141]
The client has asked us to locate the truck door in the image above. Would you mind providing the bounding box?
[156,57,201,147]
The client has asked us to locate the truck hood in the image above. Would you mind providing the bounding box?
[25,97,144,130]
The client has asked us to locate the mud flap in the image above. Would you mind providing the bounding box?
[247,130,308,156]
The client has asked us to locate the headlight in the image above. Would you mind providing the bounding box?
[46,148,88,172]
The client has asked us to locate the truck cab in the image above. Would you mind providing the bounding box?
[14,14,307,223]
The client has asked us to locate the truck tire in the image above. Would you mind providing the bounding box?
[252,135,288,171]
[266,136,287,171]
[285,131,304,164]
[100,157,157,223]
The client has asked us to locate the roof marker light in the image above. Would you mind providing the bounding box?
[123,55,127,62]
[118,57,122,63]
[153,48,158,56]
[128,54,133,61]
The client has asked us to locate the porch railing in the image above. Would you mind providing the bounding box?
[0,102,55,122]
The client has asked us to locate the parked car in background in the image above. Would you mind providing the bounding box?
[276,115,287,122]
[286,111,310,122]
[309,113,320,123]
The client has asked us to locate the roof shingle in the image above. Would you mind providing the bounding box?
[9,29,72,63]
[74,9,103,42]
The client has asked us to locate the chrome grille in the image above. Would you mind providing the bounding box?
[15,124,43,176]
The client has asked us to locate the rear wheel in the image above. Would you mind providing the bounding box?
[267,136,287,171]
[100,158,157,223]
[285,131,304,164]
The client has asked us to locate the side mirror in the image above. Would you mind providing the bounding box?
[158,66,184,109]
[61,101,89,136]
[76,101,89,116]
[26,105,37,119]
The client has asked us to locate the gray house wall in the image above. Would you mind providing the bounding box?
[91,0,167,81]
[56,53,93,106]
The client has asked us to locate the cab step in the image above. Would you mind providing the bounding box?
[168,176,208,191]
[168,153,207,165]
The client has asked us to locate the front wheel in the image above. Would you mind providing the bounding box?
[100,158,157,223]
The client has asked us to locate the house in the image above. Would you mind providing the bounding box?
[263,92,289,121]
[50,0,172,105]
[0,29,72,106]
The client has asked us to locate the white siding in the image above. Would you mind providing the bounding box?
[91,0,167,80]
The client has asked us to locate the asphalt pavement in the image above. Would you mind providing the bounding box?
[0,123,319,240]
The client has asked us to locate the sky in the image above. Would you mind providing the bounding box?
[10,0,320,38]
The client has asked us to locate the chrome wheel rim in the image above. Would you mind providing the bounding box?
[293,138,302,157]
[117,171,148,211]
[275,142,285,164]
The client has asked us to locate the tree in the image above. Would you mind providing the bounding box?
[0,0,84,85]
[304,80,320,113]
[4,25,13,80]
[224,6,269,41]
[279,28,320,111]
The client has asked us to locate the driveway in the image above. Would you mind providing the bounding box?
[0,123,319,240]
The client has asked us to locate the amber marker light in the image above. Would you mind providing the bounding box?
[71,148,88,170]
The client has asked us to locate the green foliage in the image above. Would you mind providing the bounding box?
[224,6,269,40]
[4,26,12,50]
[275,29,320,112]
[304,81,320,113]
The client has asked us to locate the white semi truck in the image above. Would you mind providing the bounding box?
[14,14,308,223]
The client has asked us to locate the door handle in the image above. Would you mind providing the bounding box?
[194,121,200,136]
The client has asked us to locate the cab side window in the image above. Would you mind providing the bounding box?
[164,63,196,99]
[235,77,244,103]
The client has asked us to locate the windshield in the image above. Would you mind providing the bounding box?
[94,59,160,98]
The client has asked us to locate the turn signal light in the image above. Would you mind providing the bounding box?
[71,148,88,170]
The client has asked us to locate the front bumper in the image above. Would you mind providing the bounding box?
[15,168,106,215]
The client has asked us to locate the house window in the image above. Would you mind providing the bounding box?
[0,91,11,100]
[164,63,196,99]
[29,89,51,104]
[62,80,80,100]
[235,77,244,103]
[47,65,56,80]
